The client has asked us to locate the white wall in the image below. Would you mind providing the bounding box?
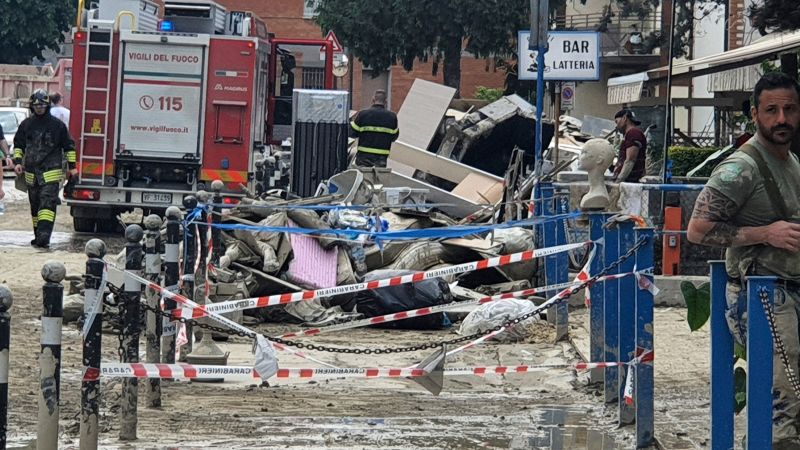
[689,2,725,135]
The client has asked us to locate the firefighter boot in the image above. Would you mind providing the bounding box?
[33,183,60,248]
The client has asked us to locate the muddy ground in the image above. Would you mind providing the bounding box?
[0,179,724,449]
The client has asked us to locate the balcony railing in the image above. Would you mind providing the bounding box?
[554,12,662,57]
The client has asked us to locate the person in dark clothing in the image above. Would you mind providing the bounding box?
[13,89,77,248]
[350,90,399,167]
[612,109,648,182]
[0,123,8,200]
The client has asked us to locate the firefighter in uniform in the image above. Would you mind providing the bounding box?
[350,90,399,167]
[13,89,77,248]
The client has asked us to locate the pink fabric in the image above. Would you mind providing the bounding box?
[285,220,339,289]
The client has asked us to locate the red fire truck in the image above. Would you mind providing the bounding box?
[67,0,335,232]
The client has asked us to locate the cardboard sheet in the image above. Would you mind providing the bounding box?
[451,173,504,204]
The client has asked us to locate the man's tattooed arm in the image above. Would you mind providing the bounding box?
[688,187,755,247]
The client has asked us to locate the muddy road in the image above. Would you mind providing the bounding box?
[0,179,715,449]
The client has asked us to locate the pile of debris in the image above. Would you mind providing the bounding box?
[212,183,539,330]
[204,79,557,332]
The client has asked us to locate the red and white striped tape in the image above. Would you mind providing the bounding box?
[279,271,631,340]
[110,265,339,368]
[172,241,590,319]
[442,254,602,360]
[277,280,583,339]
[90,352,653,382]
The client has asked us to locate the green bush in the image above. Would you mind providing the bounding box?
[474,86,504,103]
[669,146,722,177]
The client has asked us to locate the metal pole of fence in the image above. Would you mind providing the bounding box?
[37,261,66,450]
[0,285,12,450]
[746,276,776,449]
[709,260,733,450]
[120,225,143,441]
[588,212,607,385]
[80,239,106,450]
[554,187,570,341]
[210,180,225,266]
[181,196,198,360]
[602,219,620,404]
[143,214,162,408]
[617,220,636,424]
[634,227,655,448]
[162,206,181,364]
[540,182,568,341]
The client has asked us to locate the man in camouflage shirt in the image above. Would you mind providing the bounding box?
[688,72,800,448]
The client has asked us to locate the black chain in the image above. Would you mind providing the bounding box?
[104,236,648,355]
[107,282,255,339]
[757,288,800,399]
[116,292,126,361]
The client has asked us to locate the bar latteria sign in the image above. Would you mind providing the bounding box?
[518,31,600,81]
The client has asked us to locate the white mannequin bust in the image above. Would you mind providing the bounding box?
[578,138,615,210]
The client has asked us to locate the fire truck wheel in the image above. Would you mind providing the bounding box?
[73,217,97,233]
[98,218,123,233]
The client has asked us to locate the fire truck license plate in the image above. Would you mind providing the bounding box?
[142,193,173,204]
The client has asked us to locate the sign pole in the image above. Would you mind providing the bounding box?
[554,82,561,166]
[530,0,549,177]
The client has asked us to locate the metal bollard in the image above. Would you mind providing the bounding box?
[0,285,12,450]
[80,239,106,450]
[181,195,199,360]
[196,190,210,297]
[210,180,225,266]
[709,260,733,450]
[162,206,182,364]
[120,225,143,441]
[188,186,228,367]
[143,214,162,408]
[634,227,655,448]
[38,261,66,450]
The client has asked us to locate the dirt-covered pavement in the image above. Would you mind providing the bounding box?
[0,178,722,449]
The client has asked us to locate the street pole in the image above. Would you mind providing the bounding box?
[554,82,561,165]
[659,0,678,224]
[531,0,549,177]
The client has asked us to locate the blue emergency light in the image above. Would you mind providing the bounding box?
[159,20,174,32]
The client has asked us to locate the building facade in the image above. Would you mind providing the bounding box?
[217,0,506,111]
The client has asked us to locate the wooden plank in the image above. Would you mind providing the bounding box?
[395,79,456,150]
[387,141,502,185]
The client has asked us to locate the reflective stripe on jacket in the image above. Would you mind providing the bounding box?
[350,104,399,156]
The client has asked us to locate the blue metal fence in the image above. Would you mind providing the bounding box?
[710,261,775,449]
[535,182,655,447]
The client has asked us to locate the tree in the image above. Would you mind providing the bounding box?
[749,0,800,35]
[0,0,75,64]
[315,0,564,95]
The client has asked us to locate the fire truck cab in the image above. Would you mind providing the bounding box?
[67,0,334,232]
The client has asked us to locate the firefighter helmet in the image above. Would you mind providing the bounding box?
[29,89,51,113]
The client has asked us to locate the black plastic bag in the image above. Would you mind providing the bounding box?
[349,270,452,330]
